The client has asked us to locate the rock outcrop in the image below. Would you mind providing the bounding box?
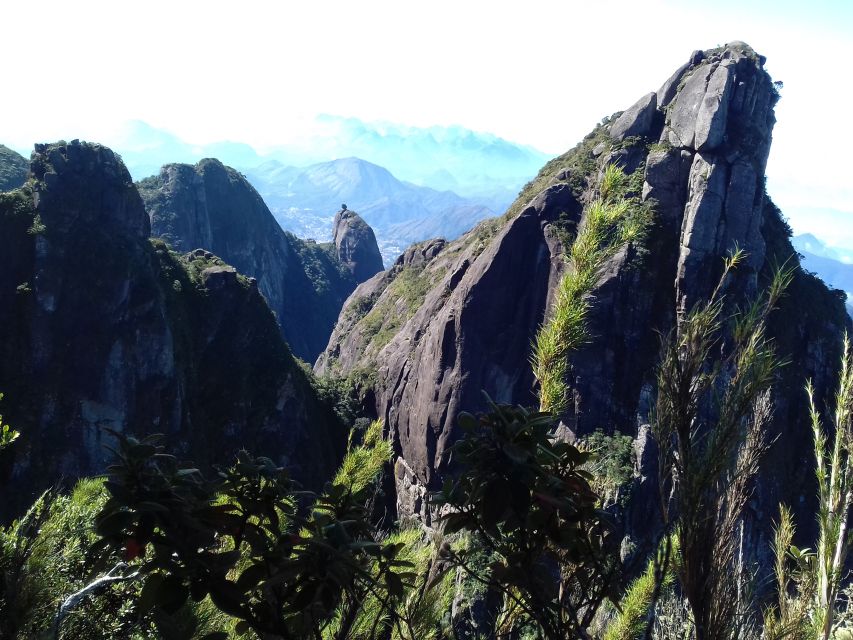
[0,144,30,192]
[139,159,380,362]
[0,141,347,517]
[333,207,384,282]
[317,41,851,564]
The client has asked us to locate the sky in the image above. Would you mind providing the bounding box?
[2,0,852,244]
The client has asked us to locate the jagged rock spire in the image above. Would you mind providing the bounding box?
[332,207,384,283]
[317,43,849,531]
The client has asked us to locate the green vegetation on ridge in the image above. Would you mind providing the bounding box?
[533,163,652,415]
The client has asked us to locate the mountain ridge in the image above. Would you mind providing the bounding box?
[317,43,851,559]
[244,156,496,264]
[0,141,347,516]
[61,117,549,196]
[0,145,28,192]
[139,158,382,362]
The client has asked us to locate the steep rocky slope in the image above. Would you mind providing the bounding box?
[318,42,851,548]
[0,141,347,517]
[138,159,382,362]
[0,144,28,191]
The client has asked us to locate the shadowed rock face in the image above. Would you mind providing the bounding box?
[318,42,850,561]
[333,208,384,282]
[0,141,346,517]
[140,160,381,362]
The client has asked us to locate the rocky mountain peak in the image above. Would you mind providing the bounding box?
[30,140,150,239]
[140,159,381,362]
[318,43,850,538]
[332,207,384,282]
[606,42,779,312]
[0,142,347,515]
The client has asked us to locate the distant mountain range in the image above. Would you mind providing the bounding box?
[243,157,495,263]
[792,233,853,315]
[53,117,549,202]
[793,233,853,264]
[285,115,550,204]
[50,118,547,264]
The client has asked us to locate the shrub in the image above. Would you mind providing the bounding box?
[433,399,620,639]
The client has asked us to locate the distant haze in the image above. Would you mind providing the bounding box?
[2,0,851,249]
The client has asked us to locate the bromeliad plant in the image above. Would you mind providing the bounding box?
[89,425,413,640]
[433,399,620,640]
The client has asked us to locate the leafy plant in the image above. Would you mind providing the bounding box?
[603,536,677,640]
[765,336,853,640]
[0,480,155,640]
[88,426,412,640]
[0,392,19,451]
[433,399,620,639]
[763,505,816,640]
[580,430,635,508]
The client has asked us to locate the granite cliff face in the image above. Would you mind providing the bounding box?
[0,144,29,192]
[0,141,346,517]
[318,43,851,545]
[333,207,384,282]
[139,160,382,362]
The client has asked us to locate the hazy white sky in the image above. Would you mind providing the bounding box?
[2,0,852,242]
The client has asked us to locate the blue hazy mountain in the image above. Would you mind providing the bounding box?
[108,118,545,262]
[244,157,494,263]
[793,233,853,263]
[113,118,547,208]
[792,234,853,315]
[111,121,266,179]
[271,114,551,204]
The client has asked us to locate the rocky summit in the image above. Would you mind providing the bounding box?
[0,141,346,515]
[139,159,383,362]
[317,42,851,556]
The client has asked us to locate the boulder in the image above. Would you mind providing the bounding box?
[609,92,658,141]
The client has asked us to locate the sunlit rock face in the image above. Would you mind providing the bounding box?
[333,207,384,283]
[318,44,850,570]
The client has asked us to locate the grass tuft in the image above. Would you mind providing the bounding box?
[532,164,652,414]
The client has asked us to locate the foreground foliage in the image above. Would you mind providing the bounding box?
[765,336,853,640]
[88,420,417,640]
[434,400,620,639]
[0,392,18,451]
[651,255,791,640]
